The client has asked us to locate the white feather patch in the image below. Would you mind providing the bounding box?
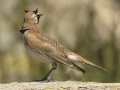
[67,55,78,62]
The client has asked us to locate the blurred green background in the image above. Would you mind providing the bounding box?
[0,0,120,83]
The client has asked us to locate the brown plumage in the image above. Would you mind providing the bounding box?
[20,9,107,81]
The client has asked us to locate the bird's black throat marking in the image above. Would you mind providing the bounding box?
[20,29,29,34]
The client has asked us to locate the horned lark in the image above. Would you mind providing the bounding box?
[20,9,107,81]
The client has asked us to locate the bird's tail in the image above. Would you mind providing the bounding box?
[78,55,107,72]
[69,53,108,72]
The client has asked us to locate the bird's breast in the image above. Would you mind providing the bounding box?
[21,33,53,64]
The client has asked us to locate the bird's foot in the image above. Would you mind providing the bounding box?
[33,78,52,82]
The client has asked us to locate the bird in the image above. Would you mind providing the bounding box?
[20,9,107,81]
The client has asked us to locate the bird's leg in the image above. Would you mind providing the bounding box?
[41,62,57,81]
[35,62,57,82]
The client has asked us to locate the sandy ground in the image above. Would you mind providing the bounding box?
[0,81,120,90]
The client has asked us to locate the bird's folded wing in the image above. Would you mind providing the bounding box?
[25,33,85,74]
[47,54,86,74]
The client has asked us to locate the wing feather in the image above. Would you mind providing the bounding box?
[25,32,85,74]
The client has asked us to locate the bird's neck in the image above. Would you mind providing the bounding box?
[22,21,38,30]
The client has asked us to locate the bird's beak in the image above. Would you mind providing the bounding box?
[37,13,44,17]
[36,13,44,24]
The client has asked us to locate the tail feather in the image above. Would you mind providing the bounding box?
[77,55,107,72]
[67,53,108,72]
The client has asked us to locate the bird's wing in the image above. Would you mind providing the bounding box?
[46,54,85,74]
[25,32,85,74]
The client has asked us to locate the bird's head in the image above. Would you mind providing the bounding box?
[24,9,43,25]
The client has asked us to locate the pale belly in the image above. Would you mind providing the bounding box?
[22,32,53,64]
[24,43,53,64]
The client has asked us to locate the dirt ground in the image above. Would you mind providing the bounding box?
[0,81,120,90]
